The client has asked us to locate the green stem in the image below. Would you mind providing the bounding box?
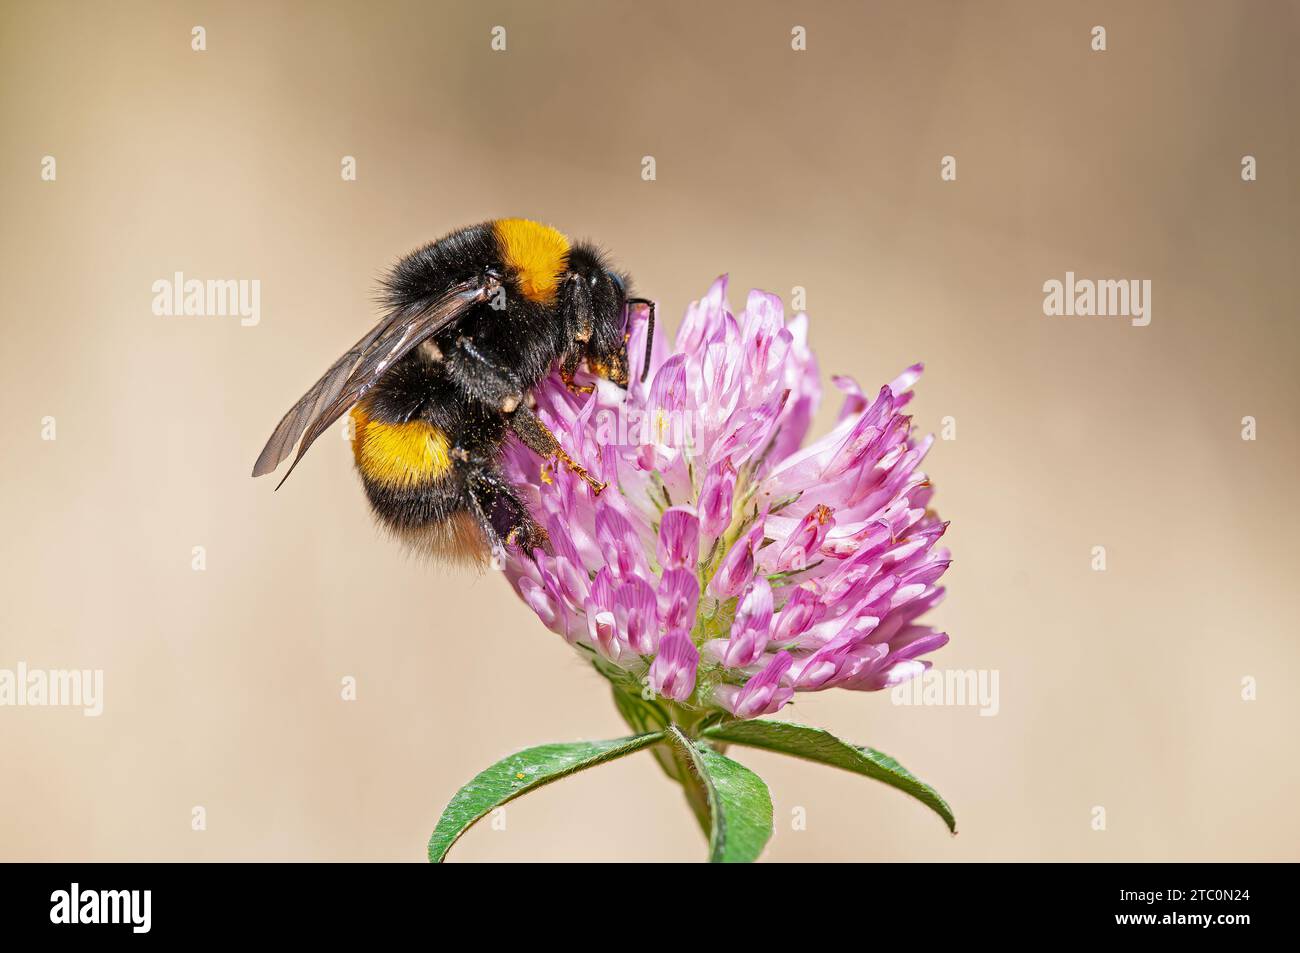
[664,734,712,835]
[606,675,733,841]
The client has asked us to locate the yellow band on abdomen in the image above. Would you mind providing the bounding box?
[351,405,452,488]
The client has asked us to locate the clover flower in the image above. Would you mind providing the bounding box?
[501,276,951,720]
[431,277,957,863]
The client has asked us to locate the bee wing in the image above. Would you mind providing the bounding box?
[252,276,498,487]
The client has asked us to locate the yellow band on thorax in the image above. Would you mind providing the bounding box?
[493,218,570,305]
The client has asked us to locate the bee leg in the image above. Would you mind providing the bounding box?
[463,488,508,568]
[442,334,603,495]
[444,334,526,412]
[560,350,594,396]
[508,404,607,496]
[465,465,550,561]
[560,299,595,395]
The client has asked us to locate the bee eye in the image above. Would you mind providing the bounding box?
[606,271,625,294]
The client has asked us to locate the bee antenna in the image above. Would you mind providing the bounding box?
[626,298,656,383]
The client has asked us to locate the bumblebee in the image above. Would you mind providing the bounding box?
[252,218,654,563]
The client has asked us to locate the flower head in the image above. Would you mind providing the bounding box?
[503,277,950,719]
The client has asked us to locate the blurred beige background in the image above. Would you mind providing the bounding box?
[1,0,1297,861]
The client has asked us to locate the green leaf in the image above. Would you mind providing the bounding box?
[428,732,663,862]
[703,719,956,834]
[665,726,773,862]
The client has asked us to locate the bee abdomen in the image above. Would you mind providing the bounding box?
[349,404,491,565]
